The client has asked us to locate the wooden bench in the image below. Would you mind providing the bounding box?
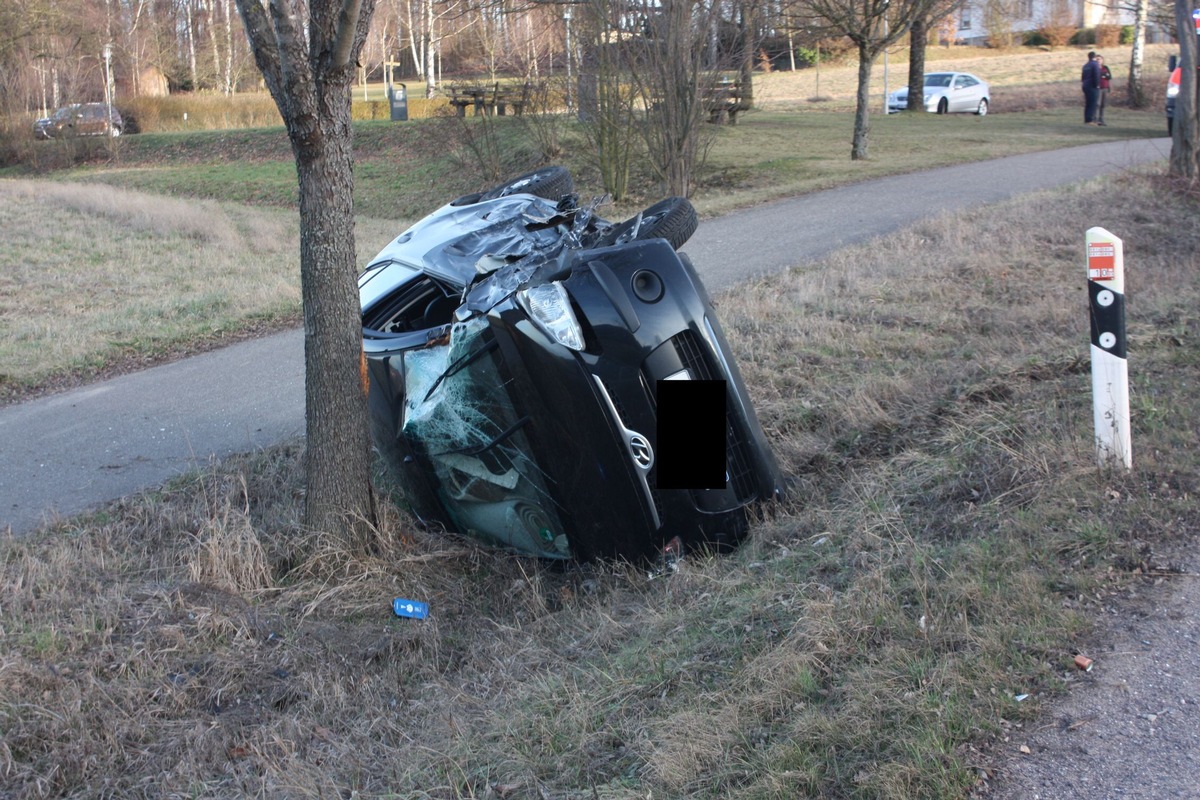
[447,84,496,117]
[701,82,746,125]
[447,83,531,117]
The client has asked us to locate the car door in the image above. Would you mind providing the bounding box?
[952,75,979,113]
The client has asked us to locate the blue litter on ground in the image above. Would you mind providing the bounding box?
[393,598,430,620]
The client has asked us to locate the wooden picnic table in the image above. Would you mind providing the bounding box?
[701,81,746,125]
[447,83,530,117]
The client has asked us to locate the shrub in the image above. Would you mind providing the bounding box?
[1068,27,1095,46]
[1094,25,1121,46]
[1120,25,1135,44]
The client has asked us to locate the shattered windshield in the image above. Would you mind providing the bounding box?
[401,316,572,559]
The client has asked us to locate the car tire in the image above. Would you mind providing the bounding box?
[449,166,573,207]
[596,197,699,251]
[976,98,988,116]
[484,166,574,200]
[110,126,122,137]
[937,98,949,115]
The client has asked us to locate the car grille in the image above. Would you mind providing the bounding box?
[658,330,760,506]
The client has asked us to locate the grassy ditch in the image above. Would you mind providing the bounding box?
[2,170,1197,798]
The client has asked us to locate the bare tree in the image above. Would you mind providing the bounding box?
[905,0,963,112]
[575,0,642,199]
[1126,0,1149,107]
[235,0,380,543]
[1170,0,1198,180]
[806,0,925,159]
[629,0,720,195]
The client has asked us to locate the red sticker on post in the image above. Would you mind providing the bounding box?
[1088,241,1116,281]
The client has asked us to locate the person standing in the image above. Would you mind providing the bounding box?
[1081,51,1101,125]
[1096,55,1113,126]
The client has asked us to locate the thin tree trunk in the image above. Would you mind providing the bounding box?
[207,0,221,89]
[851,43,874,160]
[223,0,234,94]
[1170,0,1199,180]
[1127,0,1147,108]
[186,4,198,90]
[906,16,927,111]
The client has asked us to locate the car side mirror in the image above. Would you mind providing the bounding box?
[1169,54,1178,72]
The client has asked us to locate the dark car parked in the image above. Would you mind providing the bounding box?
[360,167,785,563]
[34,103,124,139]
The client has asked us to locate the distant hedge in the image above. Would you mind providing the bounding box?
[119,92,451,134]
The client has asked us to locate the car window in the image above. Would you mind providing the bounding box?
[926,74,952,88]
[402,316,572,558]
[959,76,978,88]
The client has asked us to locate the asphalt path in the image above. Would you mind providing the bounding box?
[0,137,1171,535]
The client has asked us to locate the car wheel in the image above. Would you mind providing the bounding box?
[937,98,949,115]
[596,197,699,251]
[481,166,574,201]
[110,125,122,137]
[976,98,988,116]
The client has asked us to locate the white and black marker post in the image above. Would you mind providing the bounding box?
[1086,227,1131,469]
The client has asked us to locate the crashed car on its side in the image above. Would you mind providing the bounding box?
[360,166,784,563]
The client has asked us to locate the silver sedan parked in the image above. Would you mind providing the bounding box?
[887,72,990,116]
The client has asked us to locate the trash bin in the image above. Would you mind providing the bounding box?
[389,83,408,122]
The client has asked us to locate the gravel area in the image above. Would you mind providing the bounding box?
[980,545,1200,799]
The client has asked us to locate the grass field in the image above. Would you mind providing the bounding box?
[2,167,1197,799]
[0,45,1172,401]
[1,44,1198,799]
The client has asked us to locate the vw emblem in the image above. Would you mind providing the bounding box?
[628,433,654,469]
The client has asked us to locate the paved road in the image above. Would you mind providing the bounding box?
[0,138,1171,534]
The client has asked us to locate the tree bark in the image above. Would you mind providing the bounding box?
[852,42,873,160]
[906,15,927,111]
[1127,0,1148,108]
[237,0,380,545]
[1170,0,1199,181]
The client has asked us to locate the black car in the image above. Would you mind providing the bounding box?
[360,167,784,562]
[33,103,124,139]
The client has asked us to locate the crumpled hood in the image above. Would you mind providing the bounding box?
[365,194,565,286]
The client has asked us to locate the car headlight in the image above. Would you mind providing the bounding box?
[1167,82,1179,99]
[517,282,585,351]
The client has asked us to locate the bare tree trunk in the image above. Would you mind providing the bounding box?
[906,15,927,111]
[223,0,234,94]
[236,0,380,545]
[207,0,221,90]
[186,4,198,90]
[1170,0,1199,181]
[423,0,436,97]
[737,0,756,112]
[852,42,873,160]
[1127,0,1148,108]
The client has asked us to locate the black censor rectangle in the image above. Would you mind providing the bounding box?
[656,379,727,490]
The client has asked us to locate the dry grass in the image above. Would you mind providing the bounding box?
[3,168,1198,798]
[0,179,403,401]
[753,44,1177,114]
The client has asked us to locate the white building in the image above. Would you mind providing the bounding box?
[951,0,1164,46]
